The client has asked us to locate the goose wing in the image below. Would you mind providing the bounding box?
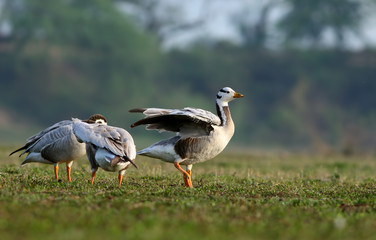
[10,120,73,156]
[129,107,221,136]
[73,121,136,160]
[85,144,100,171]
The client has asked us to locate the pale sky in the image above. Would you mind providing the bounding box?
[159,0,376,50]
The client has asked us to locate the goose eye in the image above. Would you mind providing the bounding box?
[219,89,230,94]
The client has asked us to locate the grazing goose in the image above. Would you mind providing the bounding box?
[72,118,137,188]
[9,114,107,182]
[130,87,243,188]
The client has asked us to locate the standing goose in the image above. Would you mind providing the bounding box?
[9,114,107,182]
[72,118,137,188]
[129,87,243,188]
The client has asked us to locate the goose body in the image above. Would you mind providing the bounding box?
[130,87,243,187]
[9,114,107,182]
[72,118,137,188]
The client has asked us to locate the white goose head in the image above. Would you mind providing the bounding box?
[216,87,243,107]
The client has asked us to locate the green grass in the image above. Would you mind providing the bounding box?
[1,145,376,240]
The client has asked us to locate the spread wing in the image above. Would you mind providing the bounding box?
[129,107,221,137]
[10,120,73,157]
[72,121,136,160]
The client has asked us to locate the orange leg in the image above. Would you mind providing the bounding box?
[66,166,72,182]
[174,162,193,188]
[91,171,96,185]
[118,174,124,188]
[185,169,192,187]
[54,164,59,182]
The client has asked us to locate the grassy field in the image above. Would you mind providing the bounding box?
[1,145,376,240]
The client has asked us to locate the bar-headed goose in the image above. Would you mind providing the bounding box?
[9,114,107,182]
[72,118,137,188]
[129,87,243,188]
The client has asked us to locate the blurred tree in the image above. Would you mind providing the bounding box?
[113,0,206,43]
[0,0,160,124]
[233,1,278,49]
[279,0,362,48]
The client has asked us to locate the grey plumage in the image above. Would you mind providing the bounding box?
[9,119,87,182]
[72,119,137,187]
[10,114,108,183]
[72,120,136,162]
[10,120,85,166]
[130,87,244,188]
[10,120,73,158]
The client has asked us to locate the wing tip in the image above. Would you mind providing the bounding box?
[8,151,17,157]
[129,159,138,169]
[118,155,138,169]
[130,119,145,128]
[129,108,146,113]
[9,146,26,157]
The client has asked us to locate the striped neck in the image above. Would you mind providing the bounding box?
[216,100,231,126]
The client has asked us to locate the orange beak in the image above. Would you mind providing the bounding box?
[233,92,244,98]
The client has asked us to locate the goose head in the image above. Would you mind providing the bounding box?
[216,87,243,106]
[84,114,108,125]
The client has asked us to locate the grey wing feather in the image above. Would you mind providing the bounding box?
[40,135,71,163]
[20,121,72,156]
[28,125,73,152]
[175,107,221,125]
[26,120,72,143]
[73,121,136,159]
[130,107,221,136]
[139,108,175,116]
[141,108,220,124]
[10,120,73,156]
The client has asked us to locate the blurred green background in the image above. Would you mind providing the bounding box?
[0,0,375,153]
